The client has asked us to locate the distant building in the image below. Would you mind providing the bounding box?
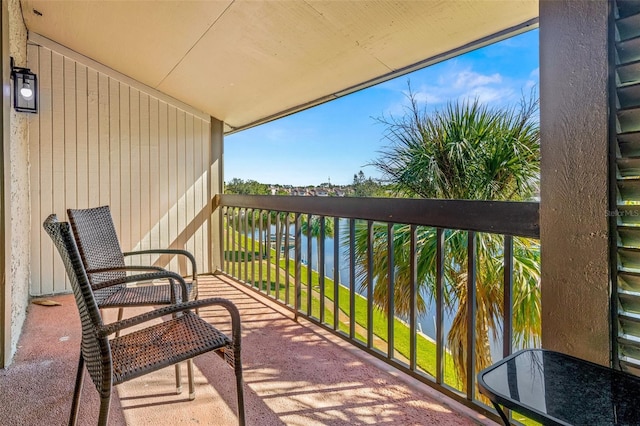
[291,187,310,196]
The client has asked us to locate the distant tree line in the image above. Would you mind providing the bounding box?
[224,171,390,197]
[224,178,270,195]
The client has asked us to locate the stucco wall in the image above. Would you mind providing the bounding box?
[5,0,31,364]
[539,0,610,365]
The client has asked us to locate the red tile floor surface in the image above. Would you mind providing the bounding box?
[0,275,497,426]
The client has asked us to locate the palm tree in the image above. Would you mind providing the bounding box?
[352,90,541,390]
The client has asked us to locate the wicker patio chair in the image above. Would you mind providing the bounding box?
[67,205,198,312]
[67,205,200,395]
[43,214,245,426]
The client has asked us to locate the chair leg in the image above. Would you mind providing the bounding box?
[175,364,182,394]
[235,363,245,426]
[97,394,111,426]
[188,359,195,400]
[115,308,124,338]
[171,309,183,394]
[68,353,85,426]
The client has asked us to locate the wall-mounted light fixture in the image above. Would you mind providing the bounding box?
[10,57,38,114]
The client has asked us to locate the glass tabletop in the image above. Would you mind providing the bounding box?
[478,349,640,426]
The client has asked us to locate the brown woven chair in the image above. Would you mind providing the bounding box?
[68,205,200,395]
[43,214,245,426]
[67,205,198,311]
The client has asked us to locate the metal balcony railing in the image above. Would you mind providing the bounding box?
[216,194,540,420]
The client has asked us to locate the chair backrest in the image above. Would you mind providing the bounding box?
[67,206,126,286]
[43,214,112,397]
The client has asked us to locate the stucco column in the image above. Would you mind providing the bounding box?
[1,0,9,368]
[539,0,611,365]
[1,0,31,368]
[209,117,224,273]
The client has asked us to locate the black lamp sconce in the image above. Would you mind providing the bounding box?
[10,57,38,114]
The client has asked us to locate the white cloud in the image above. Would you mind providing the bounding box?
[463,86,514,104]
[453,70,502,89]
[384,101,408,117]
[529,67,540,79]
[412,91,443,104]
[522,69,539,92]
[388,70,506,109]
[384,65,531,116]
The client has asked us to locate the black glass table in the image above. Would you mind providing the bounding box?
[477,349,640,426]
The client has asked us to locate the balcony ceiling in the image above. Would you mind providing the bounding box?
[21,0,537,133]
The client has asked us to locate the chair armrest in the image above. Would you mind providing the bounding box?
[123,249,197,280]
[92,270,189,302]
[88,265,165,274]
[99,297,241,344]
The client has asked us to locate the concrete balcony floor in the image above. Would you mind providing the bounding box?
[0,275,496,425]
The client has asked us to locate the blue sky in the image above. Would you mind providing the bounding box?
[224,29,539,187]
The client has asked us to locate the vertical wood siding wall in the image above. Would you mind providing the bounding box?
[28,43,212,295]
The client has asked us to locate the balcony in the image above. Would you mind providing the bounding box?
[1,274,495,425]
[0,1,617,425]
